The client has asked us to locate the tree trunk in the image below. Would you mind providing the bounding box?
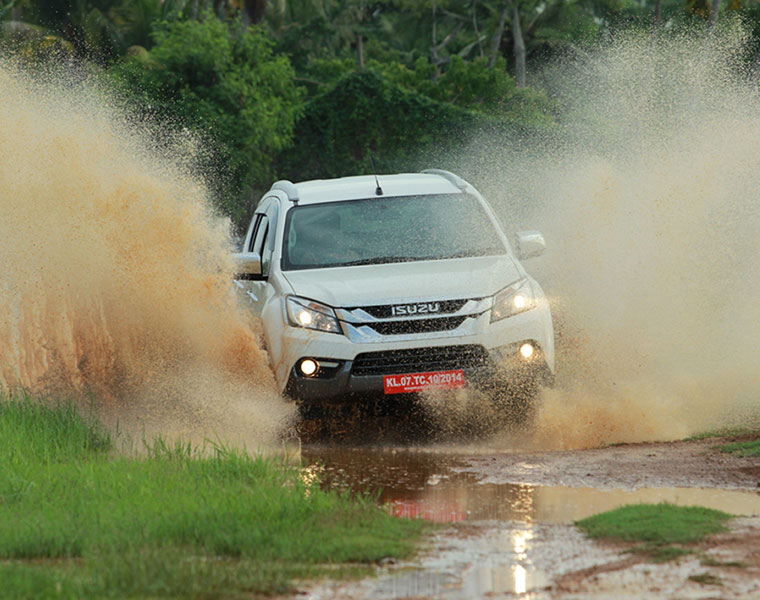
[472,0,484,57]
[245,0,266,24]
[512,1,526,87]
[651,0,662,39]
[707,0,720,31]
[357,34,365,68]
[488,1,510,67]
[432,1,437,47]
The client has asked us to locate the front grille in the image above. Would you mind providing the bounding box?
[351,344,490,376]
[365,316,467,336]
[348,299,472,319]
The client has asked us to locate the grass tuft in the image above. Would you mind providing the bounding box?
[717,438,760,457]
[685,426,760,441]
[0,392,430,598]
[576,503,732,545]
[688,572,723,586]
[630,543,693,563]
[700,556,748,568]
[0,391,111,464]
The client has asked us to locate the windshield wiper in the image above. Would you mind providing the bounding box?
[332,256,420,267]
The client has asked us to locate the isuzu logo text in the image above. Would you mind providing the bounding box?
[391,302,441,316]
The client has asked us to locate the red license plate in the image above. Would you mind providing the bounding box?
[383,370,466,394]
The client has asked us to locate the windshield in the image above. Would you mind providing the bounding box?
[282,193,506,271]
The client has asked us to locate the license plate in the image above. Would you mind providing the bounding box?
[383,370,466,394]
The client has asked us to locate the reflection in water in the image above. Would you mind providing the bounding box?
[514,564,527,595]
[304,447,760,599]
[303,447,760,524]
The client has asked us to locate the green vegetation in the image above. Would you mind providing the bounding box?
[688,572,723,586]
[576,503,732,544]
[283,68,523,181]
[717,438,760,456]
[686,425,760,456]
[0,393,428,598]
[577,503,734,564]
[5,0,759,225]
[631,543,694,563]
[701,556,747,567]
[685,425,760,441]
[112,16,303,221]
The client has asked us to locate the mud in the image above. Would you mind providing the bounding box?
[307,517,760,599]
[300,437,760,599]
[459,438,760,491]
[0,61,293,447]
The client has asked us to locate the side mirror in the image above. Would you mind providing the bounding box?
[514,231,546,260]
[232,252,262,278]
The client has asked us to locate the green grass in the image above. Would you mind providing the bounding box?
[717,438,760,457]
[0,393,429,598]
[630,543,694,563]
[688,572,723,586]
[685,426,759,441]
[576,503,732,545]
[577,504,734,566]
[700,556,747,568]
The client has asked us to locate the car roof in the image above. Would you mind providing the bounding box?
[276,173,466,206]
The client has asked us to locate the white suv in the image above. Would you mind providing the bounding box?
[234,170,554,420]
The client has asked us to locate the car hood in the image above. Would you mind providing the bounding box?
[281,255,522,307]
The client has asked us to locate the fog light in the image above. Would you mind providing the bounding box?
[519,343,535,359]
[300,359,318,376]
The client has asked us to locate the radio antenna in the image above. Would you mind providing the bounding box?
[369,155,383,196]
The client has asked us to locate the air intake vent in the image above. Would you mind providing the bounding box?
[351,345,489,376]
[365,316,467,336]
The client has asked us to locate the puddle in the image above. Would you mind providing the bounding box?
[303,447,760,599]
[302,447,760,524]
[303,447,760,598]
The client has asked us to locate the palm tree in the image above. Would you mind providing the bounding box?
[111,0,189,50]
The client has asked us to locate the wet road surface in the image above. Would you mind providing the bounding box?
[302,446,760,524]
[300,444,760,599]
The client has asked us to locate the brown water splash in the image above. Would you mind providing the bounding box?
[0,64,292,445]
[473,30,760,449]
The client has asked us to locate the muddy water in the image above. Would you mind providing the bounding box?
[0,62,292,446]
[304,446,760,599]
[445,30,760,449]
[303,447,760,524]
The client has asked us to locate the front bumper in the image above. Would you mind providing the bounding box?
[284,341,553,403]
[269,299,555,393]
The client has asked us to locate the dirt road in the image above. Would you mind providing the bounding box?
[299,436,760,599]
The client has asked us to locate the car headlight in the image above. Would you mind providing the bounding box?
[286,296,342,334]
[491,278,535,322]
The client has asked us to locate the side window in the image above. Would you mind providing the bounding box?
[261,205,279,277]
[247,214,264,253]
[245,198,279,277]
[252,215,269,257]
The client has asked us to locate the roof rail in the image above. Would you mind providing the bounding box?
[422,169,468,191]
[271,180,300,203]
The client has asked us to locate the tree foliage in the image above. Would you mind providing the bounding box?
[281,68,550,181]
[111,15,302,219]
[4,0,760,222]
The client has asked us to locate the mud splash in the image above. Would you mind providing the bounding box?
[0,63,293,445]
[454,29,760,449]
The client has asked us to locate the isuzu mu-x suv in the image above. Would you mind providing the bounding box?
[233,170,554,420]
